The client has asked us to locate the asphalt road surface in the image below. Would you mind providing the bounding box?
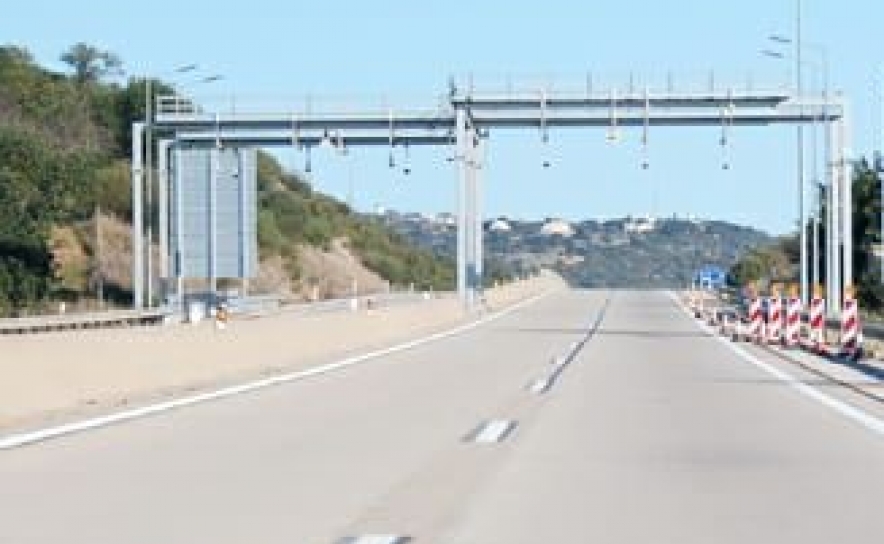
[2,290,883,544]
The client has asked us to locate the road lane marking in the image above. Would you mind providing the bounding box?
[528,377,553,395]
[0,291,554,451]
[336,535,411,544]
[466,419,517,444]
[667,291,884,438]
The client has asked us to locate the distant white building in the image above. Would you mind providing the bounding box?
[434,212,457,227]
[489,218,512,232]
[624,216,657,234]
[541,218,575,237]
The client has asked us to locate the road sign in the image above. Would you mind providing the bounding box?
[172,146,257,279]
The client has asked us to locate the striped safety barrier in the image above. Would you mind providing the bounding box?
[841,296,862,360]
[785,296,801,347]
[809,296,825,348]
[749,297,764,342]
[768,296,782,344]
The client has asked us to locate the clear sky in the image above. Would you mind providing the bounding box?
[5,0,882,234]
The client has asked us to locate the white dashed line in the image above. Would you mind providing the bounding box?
[468,419,517,444]
[337,535,411,544]
[528,377,553,395]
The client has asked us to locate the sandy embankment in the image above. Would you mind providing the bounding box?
[0,274,565,432]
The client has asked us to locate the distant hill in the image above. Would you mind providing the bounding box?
[384,213,772,288]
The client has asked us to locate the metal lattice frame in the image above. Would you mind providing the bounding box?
[132,82,850,314]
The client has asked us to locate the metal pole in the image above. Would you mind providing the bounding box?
[841,108,853,293]
[813,190,820,292]
[880,68,884,285]
[830,116,842,315]
[347,154,357,302]
[810,73,820,293]
[145,78,154,308]
[464,129,475,309]
[130,122,145,309]
[821,51,830,297]
[797,0,808,305]
[237,149,247,285]
[875,66,884,284]
[158,139,170,306]
[825,121,833,316]
[174,143,184,310]
[475,137,485,296]
[209,145,219,308]
[456,107,468,308]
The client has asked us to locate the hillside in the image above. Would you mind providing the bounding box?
[0,44,454,315]
[386,212,771,288]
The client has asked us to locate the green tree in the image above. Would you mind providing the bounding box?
[60,43,123,84]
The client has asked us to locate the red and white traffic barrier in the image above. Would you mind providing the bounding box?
[749,297,763,342]
[785,296,801,347]
[768,296,782,344]
[840,296,862,360]
[809,296,825,347]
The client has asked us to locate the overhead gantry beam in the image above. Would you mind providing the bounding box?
[134,85,849,313]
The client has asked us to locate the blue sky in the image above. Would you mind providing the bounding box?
[5,0,882,234]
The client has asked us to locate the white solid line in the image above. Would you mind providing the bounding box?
[666,291,884,437]
[0,291,553,451]
[472,419,517,444]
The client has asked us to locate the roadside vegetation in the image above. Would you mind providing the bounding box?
[0,43,453,316]
[728,160,884,312]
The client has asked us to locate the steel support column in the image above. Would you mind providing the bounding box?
[474,137,485,299]
[174,142,184,309]
[130,122,145,309]
[209,146,219,308]
[456,107,469,308]
[158,139,171,306]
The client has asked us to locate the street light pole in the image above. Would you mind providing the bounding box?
[796,0,808,305]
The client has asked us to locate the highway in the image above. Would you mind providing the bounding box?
[1,290,883,543]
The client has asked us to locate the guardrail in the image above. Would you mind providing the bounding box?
[0,309,169,335]
[247,292,443,319]
[0,292,445,336]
